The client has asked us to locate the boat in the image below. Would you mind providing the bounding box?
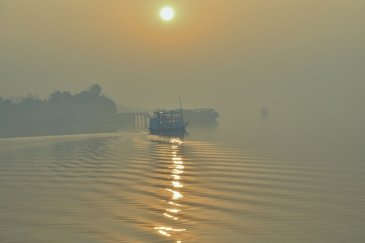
[182,108,219,123]
[149,109,188,134]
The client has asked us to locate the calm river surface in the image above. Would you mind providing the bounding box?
[0,129,364,242]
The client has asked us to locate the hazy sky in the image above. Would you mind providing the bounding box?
[1,0,364,146]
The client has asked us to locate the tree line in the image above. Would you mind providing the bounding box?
[0,84,119,137]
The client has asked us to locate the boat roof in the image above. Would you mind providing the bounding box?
[183,108,216,112]
[154,109,183,114]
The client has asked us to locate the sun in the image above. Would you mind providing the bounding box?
[160,6,175,22]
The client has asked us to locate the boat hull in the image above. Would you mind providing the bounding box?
[149,128,186,138]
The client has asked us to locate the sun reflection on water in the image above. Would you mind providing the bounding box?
[154,137,186,242]
[172,181,183,188]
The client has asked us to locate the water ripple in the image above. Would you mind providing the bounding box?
[0,133,364,242]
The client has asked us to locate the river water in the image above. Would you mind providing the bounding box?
[0,128,364,242]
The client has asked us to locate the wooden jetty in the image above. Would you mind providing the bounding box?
[118,112,150,131]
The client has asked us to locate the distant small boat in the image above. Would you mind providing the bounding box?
[149,109,188,134]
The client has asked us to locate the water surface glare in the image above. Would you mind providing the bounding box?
[0,132,364,242]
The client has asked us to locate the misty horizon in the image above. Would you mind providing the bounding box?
[1,1,364,149]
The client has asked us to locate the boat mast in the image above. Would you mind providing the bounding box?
[179,96,184,122]
[179,96,182,111]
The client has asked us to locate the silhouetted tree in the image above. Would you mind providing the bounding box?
[0,84,119,137]
[88,84,102,96]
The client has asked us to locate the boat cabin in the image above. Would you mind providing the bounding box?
[149,109,186,132]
